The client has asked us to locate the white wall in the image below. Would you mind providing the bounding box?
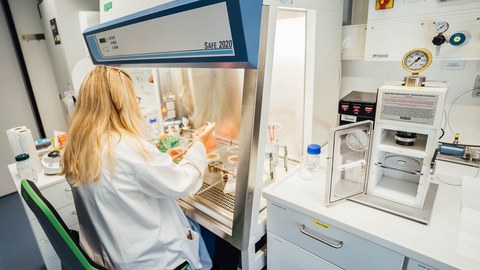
[0,4,40,196]
[341,60,480,145]
[8,0,67,137]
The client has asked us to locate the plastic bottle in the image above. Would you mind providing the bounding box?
[300,144,321,180]
[148,118,162,144]
[15,153,38,182]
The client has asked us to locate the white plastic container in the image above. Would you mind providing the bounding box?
[16,153,38,182]
[300,144,321,180]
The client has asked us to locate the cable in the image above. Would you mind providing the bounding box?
[476,160,480,178]
[442,109,447,131]
[438,128,445,140]
[434,175,462,186]
[446,89,474,137]
[438,109,446,140]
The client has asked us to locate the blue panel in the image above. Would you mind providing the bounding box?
[83,0,262,68]
[237,0,262,69]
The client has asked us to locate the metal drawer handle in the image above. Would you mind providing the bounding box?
[299,225,343,249]
[65,187,72,192]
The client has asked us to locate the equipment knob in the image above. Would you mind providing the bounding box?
[432,34,446,46]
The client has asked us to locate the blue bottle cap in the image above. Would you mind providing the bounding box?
[307,144,321,155]
[35,138,51,149]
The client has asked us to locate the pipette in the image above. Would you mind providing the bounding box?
[196,178,224,195]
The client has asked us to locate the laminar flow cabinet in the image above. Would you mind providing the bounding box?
[82,0,343,268]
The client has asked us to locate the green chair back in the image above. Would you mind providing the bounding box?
[20,179,107,270]
[21,179,191,270]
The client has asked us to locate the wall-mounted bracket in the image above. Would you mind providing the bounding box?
[473,75,480,98]
[21,33,45,42]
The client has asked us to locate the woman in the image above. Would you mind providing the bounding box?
[60,66,214,269]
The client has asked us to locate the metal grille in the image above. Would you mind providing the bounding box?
[196,183,235,213]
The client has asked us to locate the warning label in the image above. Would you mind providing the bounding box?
[380,92,438,125]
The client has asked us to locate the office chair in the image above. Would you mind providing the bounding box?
[20,179,190,270]
[20,179,108,270]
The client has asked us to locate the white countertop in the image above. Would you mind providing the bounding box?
[262,157,480,270]
[8,163,66,190]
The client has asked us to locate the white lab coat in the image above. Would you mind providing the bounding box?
[71,135,212,270]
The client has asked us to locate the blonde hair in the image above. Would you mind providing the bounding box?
[61,66,149,185]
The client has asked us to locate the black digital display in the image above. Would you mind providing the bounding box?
[99,38,106,43]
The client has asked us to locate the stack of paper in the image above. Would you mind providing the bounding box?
[456,176,480,260]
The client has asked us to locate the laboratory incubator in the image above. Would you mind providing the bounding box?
[326,74,448,224]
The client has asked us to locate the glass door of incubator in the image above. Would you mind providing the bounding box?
[325,121,373,205]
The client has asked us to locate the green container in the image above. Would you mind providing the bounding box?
[157,136,180,153]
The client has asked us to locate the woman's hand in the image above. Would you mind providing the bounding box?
[167,146,187,161]
[159,133,169,141]
[192,122,216,144]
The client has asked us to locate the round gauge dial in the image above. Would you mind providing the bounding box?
[402,48,432,74]
[434,21,449,34]
[346,130,369,152]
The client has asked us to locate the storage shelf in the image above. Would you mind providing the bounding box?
[369,176,419,207]
[376,144,427,159]
[376,131,428,159]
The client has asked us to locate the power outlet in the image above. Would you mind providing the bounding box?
[473,75,480,98]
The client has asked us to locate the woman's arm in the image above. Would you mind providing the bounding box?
[121,139,207,199]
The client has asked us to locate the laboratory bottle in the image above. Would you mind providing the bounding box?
[15,153,38,182]
[300,144,321,180]
[148,118,162,144]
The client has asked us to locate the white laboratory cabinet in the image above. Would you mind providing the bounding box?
[267,198,404,270]
[263,161,480,270]
[8,164,77,270]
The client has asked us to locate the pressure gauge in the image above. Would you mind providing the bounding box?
[402,48,432,75]
[434,21,449,34]
[346,130,369,152]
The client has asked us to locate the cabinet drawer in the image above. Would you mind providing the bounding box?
[267,232,341,270]
[41,180,73,209]
[57,203,78,227]
[31,218,47,241]
[268,202,405,270]
[70,223,79,232]
[21,199,36,221]
[28,203,77,242]
[44,255,61,270]
[28,204,77,240]
[404,258,438,270]
[38,237,56,260]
